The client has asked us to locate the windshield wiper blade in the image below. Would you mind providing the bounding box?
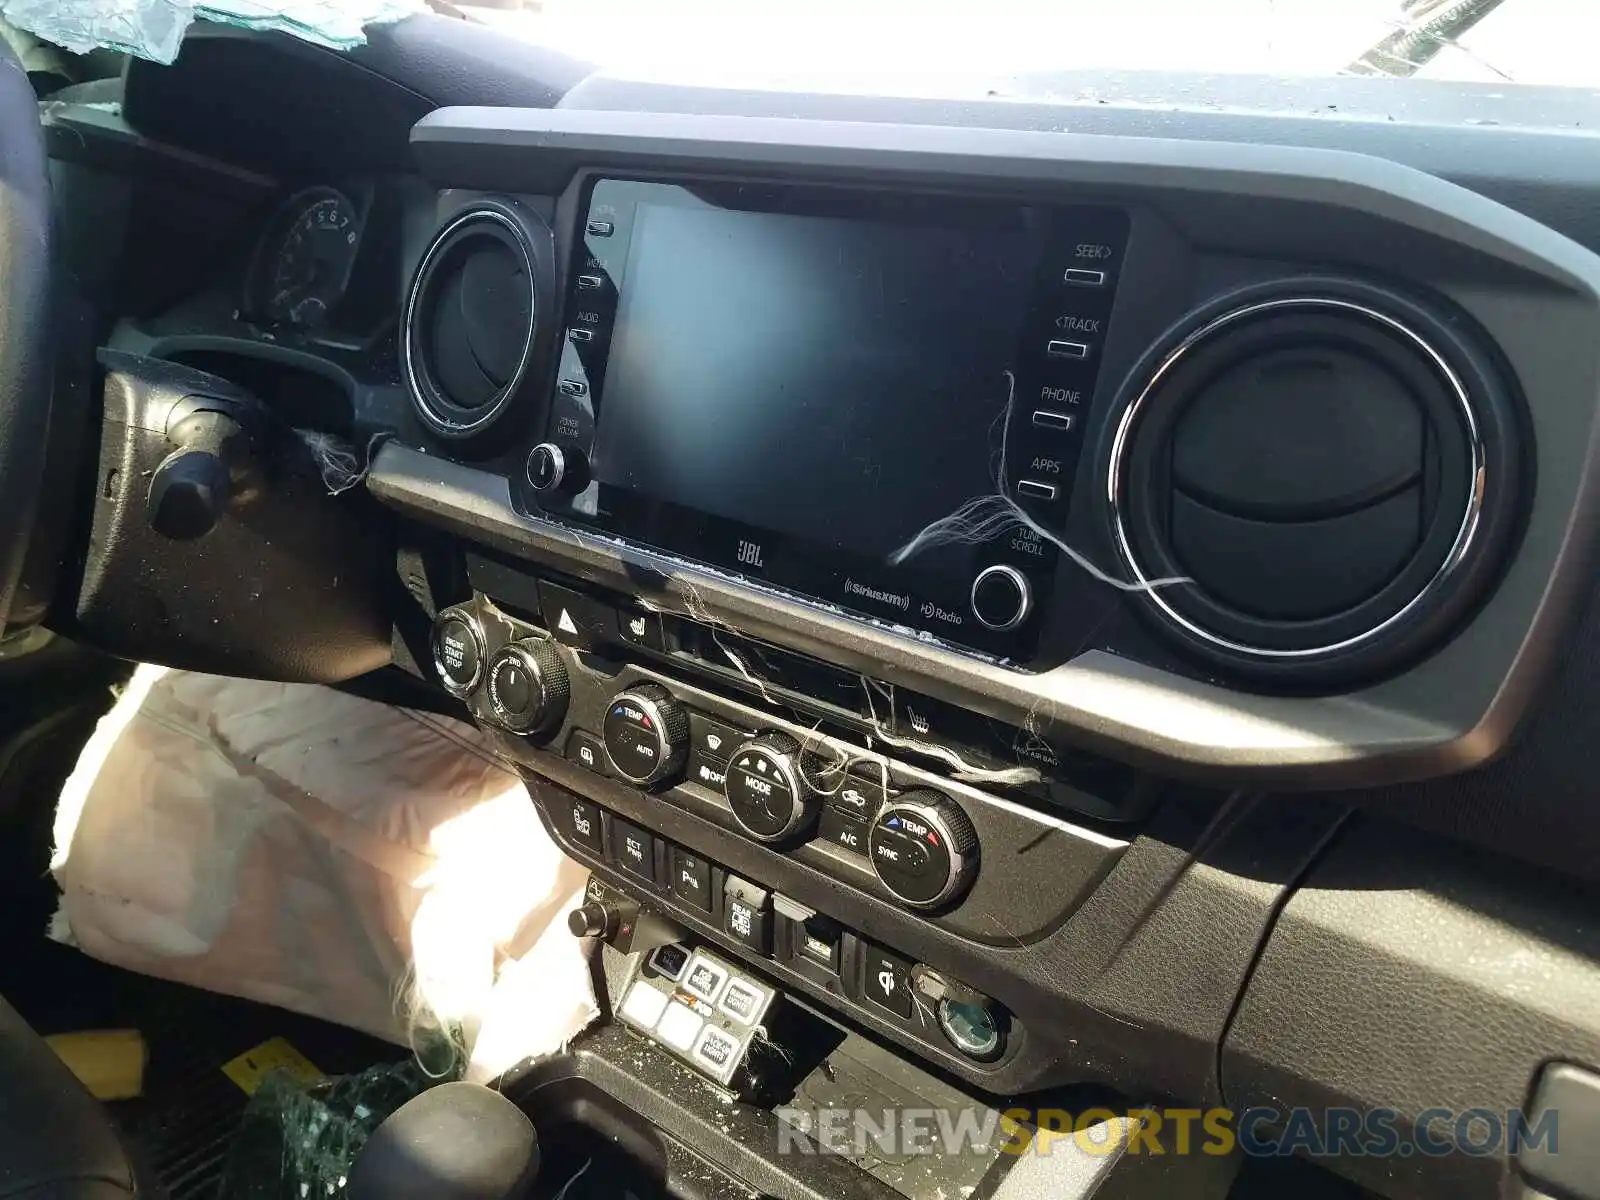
[1346,0,1510,78]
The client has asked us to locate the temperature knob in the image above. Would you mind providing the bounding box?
[486,639,569,735]
[602,683,688,787]
[723,731,820,843]
[868,791,979,910]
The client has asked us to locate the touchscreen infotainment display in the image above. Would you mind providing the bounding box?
[595,201,1036,561]
[537,177,1129,659]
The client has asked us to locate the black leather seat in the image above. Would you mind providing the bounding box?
[0,994,138,1198]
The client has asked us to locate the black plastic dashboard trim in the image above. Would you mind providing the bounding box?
[373,443,1458,788]
[394,108,1600,789]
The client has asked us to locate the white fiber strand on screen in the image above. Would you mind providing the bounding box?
[887,371,1188,595]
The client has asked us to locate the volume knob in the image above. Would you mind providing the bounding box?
[527,442,589,496]
[723,731,820,843]
[869,791,979,910]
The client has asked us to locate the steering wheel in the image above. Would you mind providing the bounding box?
[0,41,56,637]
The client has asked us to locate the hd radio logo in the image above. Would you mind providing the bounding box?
[773,1105,1560,1161]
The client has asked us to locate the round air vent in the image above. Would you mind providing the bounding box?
[1108,281,1524,684]
[403,200,551,440]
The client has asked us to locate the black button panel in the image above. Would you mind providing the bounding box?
[565,729,609,776]
[610,816,657,883]
[670,847,714,912]
[557,795,604,854]
[724,876,772,954]
[537,782,1009,1063]
[862,945,915,1018]
[818,807,870,856]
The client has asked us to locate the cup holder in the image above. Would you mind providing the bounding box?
[512,1078,672,1199]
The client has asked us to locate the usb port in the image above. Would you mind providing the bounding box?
[568,328,594,343]
[1063,268,1108,287]
[586,220,615,237]
[1047,339,1091,360]
[558,379,588,397]
[1017,480,1058,501]
[576,274,604,290]
[1033,411,1075,432]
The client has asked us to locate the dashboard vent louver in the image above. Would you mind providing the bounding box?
[1107,283,1524,686]
[403,200,547,440]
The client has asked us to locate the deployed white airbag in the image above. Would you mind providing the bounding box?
[49,665,595,1082]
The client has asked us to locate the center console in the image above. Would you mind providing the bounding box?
[367,103,1600,1200]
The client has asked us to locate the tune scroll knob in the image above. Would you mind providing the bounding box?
[723,731,820,843]
[486,638,570,735]
[602,683,689,787]
[970,565,1033,632]
[869,791,979,910]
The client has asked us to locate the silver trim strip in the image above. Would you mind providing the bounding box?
[1106,296,1486,660]
[402,206,538,437]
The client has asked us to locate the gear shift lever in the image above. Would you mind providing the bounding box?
[346,1082,540,1200]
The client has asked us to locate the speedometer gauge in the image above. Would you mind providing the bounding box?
[249,187,363,330]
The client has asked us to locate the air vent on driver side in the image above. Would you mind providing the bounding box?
[1108,281,1525,686]
[403,200,552,440]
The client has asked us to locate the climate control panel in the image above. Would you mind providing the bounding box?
[595,679,985,909]
[426,595,1127,943]
[424,590,1135,1088]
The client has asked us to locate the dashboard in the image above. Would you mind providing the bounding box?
[43,21,1600,1200]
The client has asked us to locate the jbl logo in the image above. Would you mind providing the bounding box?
[737,540,765,568]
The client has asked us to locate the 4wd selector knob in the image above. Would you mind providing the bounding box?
[486,639,569,735]
[602,683,688,787]
[724,732,819,843]
[869,791,979,910]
